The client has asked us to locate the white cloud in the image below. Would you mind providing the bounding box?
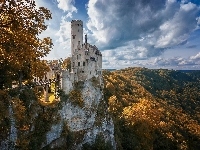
[102,51,200,69]
[155,2,200,48]
[190,52,200,60]
[48,0,78,58]
[55,16,71,56]
[151,52,200,69]
[57,0,77,12]
[86,0,200,61]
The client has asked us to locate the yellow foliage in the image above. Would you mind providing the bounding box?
[0,0,53,88]
[103,68,200,149]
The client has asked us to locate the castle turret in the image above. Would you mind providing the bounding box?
[71,20,83,54]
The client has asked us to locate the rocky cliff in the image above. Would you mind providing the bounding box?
[44,78,116,149]
[0,77,116,150]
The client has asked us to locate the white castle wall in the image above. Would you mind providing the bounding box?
[40,20,102,95]
[61,20,103,94]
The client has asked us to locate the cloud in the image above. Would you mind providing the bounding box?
[57,0,77,12]
[51,0,78,57]
[86,0,200,60]
[155,2,200,48]
[151,52,200,69]
[57,0,77,18]
[190,52,200,60]
[153,57,194,66]
[101,51,200,69]
[55,16,71,56]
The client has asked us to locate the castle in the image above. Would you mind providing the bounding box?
[61,20,102,93]
[34,20,102,98]
[69,20,102,81]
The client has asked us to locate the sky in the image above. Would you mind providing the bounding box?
[35,0,200,70]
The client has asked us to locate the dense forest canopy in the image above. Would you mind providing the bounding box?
[103,67,200,149]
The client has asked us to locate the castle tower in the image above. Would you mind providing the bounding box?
[71,20,83,54]
[70,20,102,82]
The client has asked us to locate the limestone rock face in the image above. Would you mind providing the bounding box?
[45,79,116,149]
[0,78,115,149]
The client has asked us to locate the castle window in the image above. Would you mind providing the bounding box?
[77,55,78,60]
[72,35,75,39]
[82,71,84,73]
[83,61,85,66]
[78,24,79,26]
[78,62,80,66]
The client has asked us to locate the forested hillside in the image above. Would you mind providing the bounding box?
[103,67,200,149]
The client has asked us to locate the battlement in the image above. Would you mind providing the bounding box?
[71,20,83,23]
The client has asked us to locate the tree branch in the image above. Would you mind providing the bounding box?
[0,0,6,18]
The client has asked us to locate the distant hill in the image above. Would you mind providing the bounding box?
[102,69,116,71]
[103,67,200,149]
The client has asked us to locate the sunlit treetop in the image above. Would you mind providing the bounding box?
[0,0,53,88]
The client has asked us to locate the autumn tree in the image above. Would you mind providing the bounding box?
[0,0,53,88]
[103,68,200,149]
[61,57,71,71]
